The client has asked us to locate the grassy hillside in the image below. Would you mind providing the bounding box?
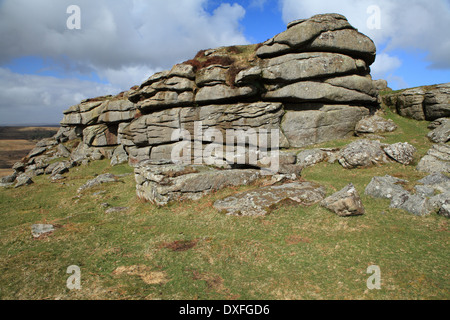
[0,109,448,300]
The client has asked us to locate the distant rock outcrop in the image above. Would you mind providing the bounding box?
[381,83,450,121]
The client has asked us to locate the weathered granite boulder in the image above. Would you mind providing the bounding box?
[15,173,33,188]
[338,139,389,169]
[417,144,450,174]
[213,181,326,216]
[355,115,397,134]
[383,142,416,165]
[365,175,409,201]
[0,173,17,187]
[321,183,365,217]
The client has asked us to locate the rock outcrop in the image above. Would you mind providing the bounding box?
[381,83,450,121]
[58,13,378,170]
[5,13,382,205]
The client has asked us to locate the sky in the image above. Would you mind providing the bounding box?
[0,0,449,125]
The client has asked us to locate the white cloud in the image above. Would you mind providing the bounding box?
[0,68,119,125]
[371,52,402,79]
[279,0,450,69]
[0,0,249,89]
[0,0,250,124]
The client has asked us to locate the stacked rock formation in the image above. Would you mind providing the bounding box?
[123,13,378,165]
[4,14,383,202]
[33,13,379,172]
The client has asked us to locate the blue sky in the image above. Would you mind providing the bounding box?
[0,0,449,125]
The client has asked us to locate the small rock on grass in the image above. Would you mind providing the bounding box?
[320,183,365,217]
[31,224,55,238]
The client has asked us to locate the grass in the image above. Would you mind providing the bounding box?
[0,110,448,300]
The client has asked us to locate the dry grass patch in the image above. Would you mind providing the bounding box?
[112,265,170,285]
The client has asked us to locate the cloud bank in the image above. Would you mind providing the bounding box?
[0,0,249,124]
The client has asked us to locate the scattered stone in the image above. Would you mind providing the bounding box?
[50,174,66,182]
[27,147,47,158]
[213,181,326,216]
[365,175,449,217]
[320,183,365,217]
[78,173,119,193]
[105,207,129,214]
[365,175,409,200]
[383,142,416,165]
[31,224,55,238]
[51,161,71,176]
[389,192,434,217]
[296,149,328,168]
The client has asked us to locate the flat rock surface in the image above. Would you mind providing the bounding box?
[213,181,326,216]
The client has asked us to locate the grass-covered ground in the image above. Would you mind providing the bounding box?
[0,109,448,300]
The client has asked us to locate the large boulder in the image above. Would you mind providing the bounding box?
[338,139,389,169]
[355,115,397,134]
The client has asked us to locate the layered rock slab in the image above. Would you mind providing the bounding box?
[213,181,326,216]
[135,161,261,206]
